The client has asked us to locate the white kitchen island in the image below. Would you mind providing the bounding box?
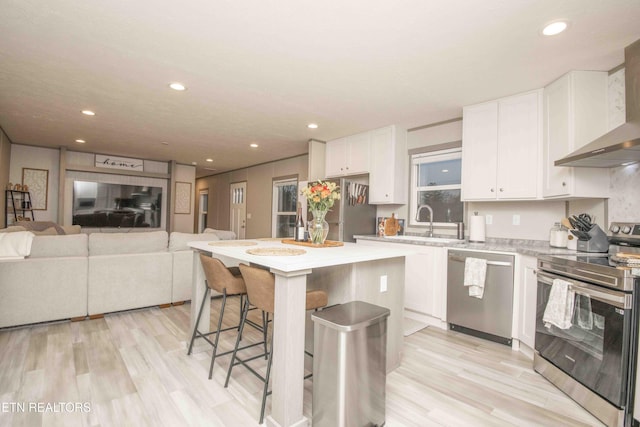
[188,239,410,427]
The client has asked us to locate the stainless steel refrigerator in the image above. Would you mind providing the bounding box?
[322,176,377,242]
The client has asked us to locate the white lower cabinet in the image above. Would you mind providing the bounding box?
[516,254,538,356]
[356,239,447,327]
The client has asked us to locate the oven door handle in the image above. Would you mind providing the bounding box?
[537,271,631,309]
[448,254,512,267]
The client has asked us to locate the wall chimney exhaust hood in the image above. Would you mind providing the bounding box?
[555,38,640,168]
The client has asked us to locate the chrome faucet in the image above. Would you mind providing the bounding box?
[416,204,434,237]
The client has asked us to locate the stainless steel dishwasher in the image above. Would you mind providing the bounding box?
[447,249,515,345]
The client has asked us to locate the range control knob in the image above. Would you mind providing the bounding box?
[621,226,632,234]
[610,225,621,233]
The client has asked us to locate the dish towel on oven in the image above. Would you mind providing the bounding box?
[543,278,575,330]
[575,294,593,330]
[464,257,487,299]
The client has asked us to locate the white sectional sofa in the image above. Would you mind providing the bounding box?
[0,234,89,328]
[0,229,233,328]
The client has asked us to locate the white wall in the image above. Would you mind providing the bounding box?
[7,145,201,232]
[196,155,308,238]
[467,200,565,241]
[9,145,60,223]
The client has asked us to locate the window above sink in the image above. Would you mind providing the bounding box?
[409,147,464,227]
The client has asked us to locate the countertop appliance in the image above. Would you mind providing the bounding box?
[535,221,640,427]
[447,249,515,346]
[323,176,377,243]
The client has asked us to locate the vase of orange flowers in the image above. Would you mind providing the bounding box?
[301,180,340,245]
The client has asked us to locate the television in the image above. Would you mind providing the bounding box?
[72,181,162,228]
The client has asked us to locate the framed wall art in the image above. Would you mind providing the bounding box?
[22,168,49,210]
[174,181,192,214]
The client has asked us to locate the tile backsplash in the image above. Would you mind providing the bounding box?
[609,163,640,222]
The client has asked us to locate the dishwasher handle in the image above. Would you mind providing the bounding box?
[448,254,512,267]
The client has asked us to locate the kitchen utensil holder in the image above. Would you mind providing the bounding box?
[576,224,609,253]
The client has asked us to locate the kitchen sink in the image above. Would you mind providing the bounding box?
[383,235,463,244]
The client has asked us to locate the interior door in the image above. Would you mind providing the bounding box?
[198,189,208,233]
[230,182,246,239]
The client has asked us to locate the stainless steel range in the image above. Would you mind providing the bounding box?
[535,222,640,427]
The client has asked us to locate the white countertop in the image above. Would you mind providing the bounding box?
[355,234,590,257]
[188,239,413,272]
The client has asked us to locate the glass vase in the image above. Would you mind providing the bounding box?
[308,208,329,245]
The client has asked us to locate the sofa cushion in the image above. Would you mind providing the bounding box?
[169,232,219,252]
[0,225,28,233]
[89,230,168,255]
[0,231,35,258]
[1,222,78,235]
[203,228,236,240]
[61,225,81,235]
[15,221,67,235]
[29,234,89,258]
[35,227,59,236]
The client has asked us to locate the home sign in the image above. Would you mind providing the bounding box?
[95,155,144,171]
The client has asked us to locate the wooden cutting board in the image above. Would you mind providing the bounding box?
[282,239,344,248]
[384,214,399,236]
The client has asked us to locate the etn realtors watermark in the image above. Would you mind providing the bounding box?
[1,402,91,413]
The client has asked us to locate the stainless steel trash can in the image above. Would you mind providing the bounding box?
[311,301,390,427]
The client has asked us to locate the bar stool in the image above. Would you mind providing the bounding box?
[224,263,328,424]
[187,254,267,380]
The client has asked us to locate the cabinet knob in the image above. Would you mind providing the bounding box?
[490,188,495,193]
[346,166,349,170]
[499,188,504,192]
[533,270,537,275]
[561,182,566,187]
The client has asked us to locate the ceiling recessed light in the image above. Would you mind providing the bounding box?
[204,167,217,171]
[75,139,86,144]
[250,143,259,148]
[542,21,568,36]
[206,158,213,162]
[169,82,186,91]
[442,169,449,173]
[307,123,318,129]
[81,110,95,116]
[191,161,197,165]
[160,141,169,146]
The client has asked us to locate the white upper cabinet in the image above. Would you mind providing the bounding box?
[542,71,610,198]
[462,89,542,201]
[326,125,407,204]
[369,125,407,204]
[325,132,370,178]
[461,102,498,200]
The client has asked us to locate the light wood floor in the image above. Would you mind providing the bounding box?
[0,296,604,426]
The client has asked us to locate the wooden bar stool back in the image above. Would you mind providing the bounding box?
[225,263,328,424]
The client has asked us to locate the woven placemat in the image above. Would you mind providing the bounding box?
[208,241,258,247]
[246,247,306,256]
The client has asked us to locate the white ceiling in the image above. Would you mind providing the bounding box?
[1,1,639,177]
